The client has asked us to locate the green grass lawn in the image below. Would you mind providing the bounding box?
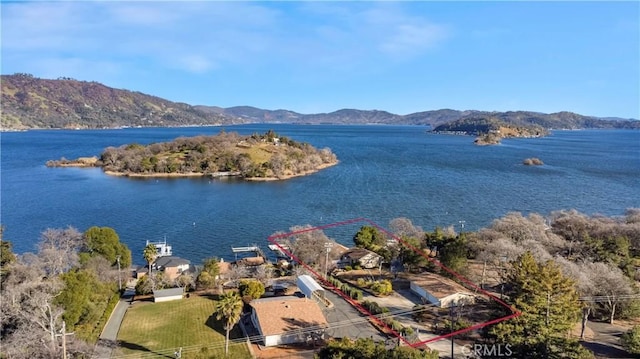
[116,295,252,358]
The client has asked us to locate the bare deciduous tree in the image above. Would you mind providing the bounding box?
[253,265,273,287]
[1,256,65,358]
[288,225,337,268]
[37,227,83,276]
[585,262,634,324]
[389,217,424,240]
[226,264,250,286]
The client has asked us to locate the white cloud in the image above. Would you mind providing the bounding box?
[1,1,450,80]
[176,55,216,74]
[291,2,450,69]
[360,3,450,58]
[379,23,449,57]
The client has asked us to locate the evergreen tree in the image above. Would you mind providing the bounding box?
[399,236,430,272]
[239,279,265,301]
[621,325,640,354]
[490,252,588,358]
[438,234,468,275]
[0,227,16,277]
[83,226,132,267]
[316,337,438,359]
[196,257,220,289]
[353,225,387,251]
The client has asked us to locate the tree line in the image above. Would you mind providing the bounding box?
[1,226,131,358]
[344,210,640,358]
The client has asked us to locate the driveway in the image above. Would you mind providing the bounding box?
[322,290,388,342]
[362,289,469,358]
[92,287,135,359]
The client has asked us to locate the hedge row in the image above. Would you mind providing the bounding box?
[327,276,363,300]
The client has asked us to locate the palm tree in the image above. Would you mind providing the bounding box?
[143,243,157,276]
[214,291,244,355]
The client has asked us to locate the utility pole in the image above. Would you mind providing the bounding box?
[450,304,455,359]
[116,255,122,292]
[324,242,333,280]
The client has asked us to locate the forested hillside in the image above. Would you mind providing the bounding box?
[2,73,638,130]
[1,74,241,129]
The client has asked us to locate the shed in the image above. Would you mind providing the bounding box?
[153,287,184,303]
[296,275,325,299]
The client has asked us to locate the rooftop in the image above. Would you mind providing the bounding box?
[154,256,190,268]
[341,247,381,260]
[251,296,327,337]
[153,287,184,298]
[404,272,473,300]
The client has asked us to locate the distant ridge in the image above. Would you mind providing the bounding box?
[1,74,638,130]
[1,74,240,129]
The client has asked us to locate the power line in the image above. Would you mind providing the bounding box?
[579,294,640,303]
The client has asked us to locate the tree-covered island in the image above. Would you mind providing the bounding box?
[47,130,338,180]
[431,116,550,145]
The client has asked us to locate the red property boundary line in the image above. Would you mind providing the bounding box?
[266,218,522,348]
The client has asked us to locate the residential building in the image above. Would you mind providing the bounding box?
[407,272,476,308]
[338,248,383,269]
[153,256,191,281]
[248,296,328,347]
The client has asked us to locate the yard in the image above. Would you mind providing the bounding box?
[115,295,252,359]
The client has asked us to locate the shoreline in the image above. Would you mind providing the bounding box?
[102,160,339,181]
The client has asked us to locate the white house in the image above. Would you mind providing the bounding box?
[408,272,476,308]
[249,296,328,347]
[338,248,383,269]
[153,287,184,303]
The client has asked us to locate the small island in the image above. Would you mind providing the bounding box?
[523,157,544,166]
[47,130,338,181]
[432,116,549,146]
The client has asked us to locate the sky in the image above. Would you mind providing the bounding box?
[1,1,639,119]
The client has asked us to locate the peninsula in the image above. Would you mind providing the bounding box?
[46,130,338,181]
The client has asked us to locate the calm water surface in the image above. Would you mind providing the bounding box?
[1,125,638,263]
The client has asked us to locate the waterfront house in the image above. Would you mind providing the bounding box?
[153,256,191,281]
[338,248,383,269]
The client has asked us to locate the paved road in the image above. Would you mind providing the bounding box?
[92,288,136,359]
[581,321,635,359]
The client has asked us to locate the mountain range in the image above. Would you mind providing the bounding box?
[1,74,638,130]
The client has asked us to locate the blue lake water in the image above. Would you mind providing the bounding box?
[1,125,638,264]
